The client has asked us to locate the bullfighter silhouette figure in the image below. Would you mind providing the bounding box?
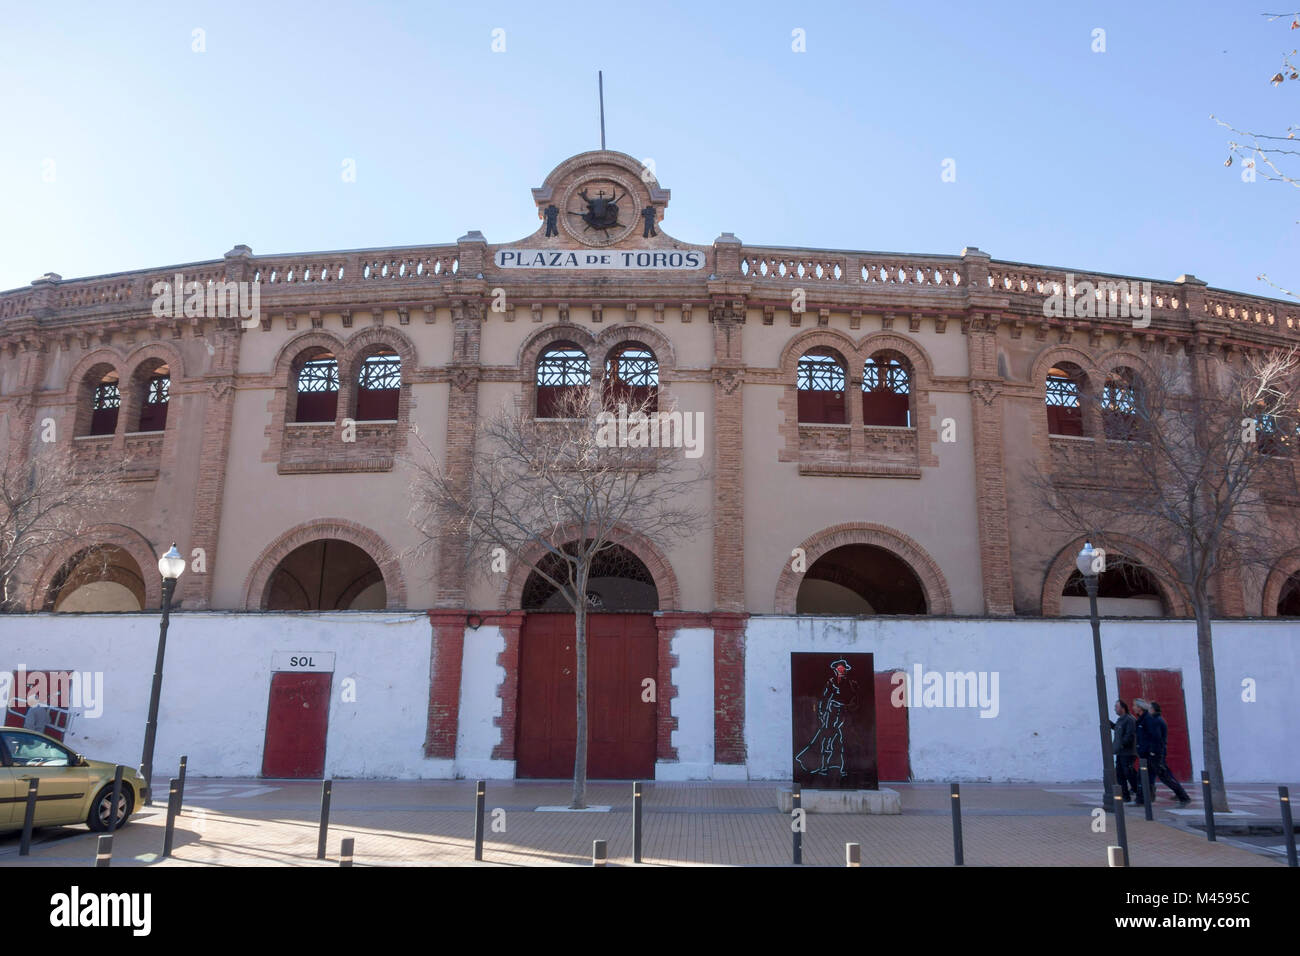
[795,658,860,777]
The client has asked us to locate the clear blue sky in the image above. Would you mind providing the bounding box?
[1,1,1295,296]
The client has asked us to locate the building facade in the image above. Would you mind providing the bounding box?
[3,150,1299,781]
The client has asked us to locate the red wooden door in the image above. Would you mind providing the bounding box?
[262,672,332,778]
[1116,668,1191,782]
[874,671,911,781]
[517,613,656,779]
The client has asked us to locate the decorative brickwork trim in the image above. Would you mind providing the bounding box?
[486,611,526,760]
[772,522,954,615]
[1039,534,1191,617]
[651,611,708,762]
[241,517,406,609]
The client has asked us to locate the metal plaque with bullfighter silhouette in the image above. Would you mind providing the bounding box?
[791,652,878,789]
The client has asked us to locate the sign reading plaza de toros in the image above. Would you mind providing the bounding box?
[494,248,706,270]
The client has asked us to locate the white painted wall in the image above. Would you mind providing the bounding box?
[455,625,514,779]
[657,627,713,780]
[745,616,1300,783]
[0,611,438,780]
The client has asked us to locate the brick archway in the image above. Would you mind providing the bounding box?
[1039,534,1190,617]
[29,524,162,611]
[500,525,680,611]
[242,518,406,609]
[1261,550,1300,616]
[773,523,953,614]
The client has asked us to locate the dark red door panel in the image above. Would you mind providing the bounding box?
[262,672,331,778]
[874,671,910,782]
[517,613,656,780]
[1116,667,1191,782]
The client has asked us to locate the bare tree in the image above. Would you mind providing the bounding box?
[1028,346,1300,812]
[1214,12,1300,298]
[407,384,707,808]
[0,441,133,611]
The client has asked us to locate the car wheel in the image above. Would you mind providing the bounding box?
[88,784,134,832]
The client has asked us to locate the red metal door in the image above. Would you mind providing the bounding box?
[261,672,332,778]
[516,613,656,779]
[874,671,911,782]
[1116,668,1191,782]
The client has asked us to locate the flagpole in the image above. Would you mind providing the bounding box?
[598,71,606,150]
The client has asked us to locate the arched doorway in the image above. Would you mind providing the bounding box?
[1277,572,1300,616]
[796,544,928,614]
[45,546,146,612]
[263,539,386,610]
[516,542,659,780]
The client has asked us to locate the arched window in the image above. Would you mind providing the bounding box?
[294,352,340,423]
[862,354,911,427]
[1045,363,1086,437]
[604,345,658,411]
[88,372,120,436]
[133,361,170,432]
[1278,572,1300,616]
[536,344,590,418]
[1102,367,1141,440]
[356,349,401,421]
[797,349,847,424]
[1062,553,1165,617]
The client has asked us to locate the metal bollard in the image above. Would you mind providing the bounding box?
[340,837,354,867]
[1107,846,1126,867]
[792,783,802,865]
[846,842,861,867]
[106,765,125,836]
[1201,772,1216,842]
[592,839,607,866]
[1112,788,1130,867]
[1279,786,1297,868]
[632,781,643,864]
[96,834,113,868]
[473,780,486,862]
[950,784,964,866]
[1140,760,1153,822]
[161,778,180,858]
[317,779,332,860]
[19,778,39,856]
[176,755,188,808]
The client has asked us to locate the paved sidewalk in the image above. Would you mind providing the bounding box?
[0,780,1285,867]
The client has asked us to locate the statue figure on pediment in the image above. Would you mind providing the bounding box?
[543,204,559,238]
[641,205,657,238]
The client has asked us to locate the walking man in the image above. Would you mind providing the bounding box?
[1150,701,1191,805]
[1110,700,1138,801]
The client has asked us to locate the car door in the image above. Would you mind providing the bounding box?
[0,739,16,829]
[0,731,92,827]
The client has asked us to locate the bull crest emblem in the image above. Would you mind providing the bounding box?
[572,186,624,238]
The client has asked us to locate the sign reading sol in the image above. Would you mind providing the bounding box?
[271,651,336,672]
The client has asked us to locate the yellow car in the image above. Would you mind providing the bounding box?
[0,728,148,832]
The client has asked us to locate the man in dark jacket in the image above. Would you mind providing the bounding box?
[1150,701,1191,804]
[1110,700,1138,801]
[1133,699,1190,805]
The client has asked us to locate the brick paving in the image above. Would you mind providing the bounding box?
[0,780,1284,867]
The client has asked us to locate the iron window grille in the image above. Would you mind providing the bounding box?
[1045,374,1080,408]
[92,382,120,410]
[606,348,659,387]
[145,376,169,405]
[536,348,591,387]
[863,358,909,394]
[297,358,340,393]
[358,354,401,390]
[797,354,846,392]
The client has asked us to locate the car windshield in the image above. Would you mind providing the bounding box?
[2,731,71,767]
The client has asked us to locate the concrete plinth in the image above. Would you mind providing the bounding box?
[777,788,902,814]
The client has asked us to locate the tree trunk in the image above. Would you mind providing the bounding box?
[1194,599,1230,813]
[570,592,589,809]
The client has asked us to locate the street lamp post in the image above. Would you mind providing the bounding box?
[140,543,185,806]
[1078,542,1117,811]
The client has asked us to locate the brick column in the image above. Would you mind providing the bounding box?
[966,314,1015,615]
[710,611,748,767]
[652,611,709,762]
[709,288,746,611]
[425,609,468,758]
[489,611,525,760]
